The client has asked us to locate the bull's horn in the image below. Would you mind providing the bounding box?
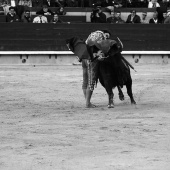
[117,37,123,49]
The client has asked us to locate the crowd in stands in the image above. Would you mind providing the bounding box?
[0,0,170,23]
[3,5,69,23]
[90,3,170,23]
[0,0,170,8]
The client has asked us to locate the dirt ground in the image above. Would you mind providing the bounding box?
[0,63,170,170]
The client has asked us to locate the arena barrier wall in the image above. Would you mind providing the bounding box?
[0,23,170,65]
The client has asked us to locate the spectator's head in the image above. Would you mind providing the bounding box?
[163,12,167,19]
[9,6,16,15]
[53,14,59,21]
[42,5,48,12]
[96,6,102,13]
[131,10,136,17]
[23,0,30,6]
[167,10,170,17]
[153,11,158,19]
[115,11,121,18]
[142,12,147,19]
[38,14,43,18]
[92,2,101,8]
[1,0,8,6]
[110,12,114,18]
[24,10,30,17]
[59,6,64,12]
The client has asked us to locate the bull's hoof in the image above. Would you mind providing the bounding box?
[131,100,136,105]
[119,94,125,101]
[108,104,114,108]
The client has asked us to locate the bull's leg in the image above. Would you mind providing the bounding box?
[107,91,114,108]
[105,87,114,108]
[125,76,136,105]
[117,86,124,101]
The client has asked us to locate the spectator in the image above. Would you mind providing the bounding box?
[55,6,66,15]
[114,0,124,7]
[50,13,63,23]
[1,1,10,15]
[50,13,70,23]
[55,0,66,7]
[21,9,31,22]
[164,10,170,23]
[6,6,20,22]
[107,11,125,23]
[33,14,48,23]
[0,5,4,15]
[125,0,136,8]
[18,0,32,7]
[67,0,78,7]
[138,0,148,7]
[126,9,141,23]
[88,0,102,7]
[103,0,123,12]
[149,11,160,23]
[157,0,169,23]
[15,4,30,19]
[32,0,43,7]
[162,11,167,23]
[11,0,18,6]
[148,0,160,8]
[102,0,122,13]
[141,11,149,24]
[91,5,106,23]
[106,11,115,23]
[43,0,56,7]
[36,5,54,15]
[114,11,125,23]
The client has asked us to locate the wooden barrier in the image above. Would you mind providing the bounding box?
[0,23,170,51]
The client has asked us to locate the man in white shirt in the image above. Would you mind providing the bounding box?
[148,0,160,8]
[33,14,48,23]
[141,12,149,24]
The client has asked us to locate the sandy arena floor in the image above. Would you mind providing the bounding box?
[0,63,170,170]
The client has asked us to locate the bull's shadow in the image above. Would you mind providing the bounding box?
[66,36,136,108]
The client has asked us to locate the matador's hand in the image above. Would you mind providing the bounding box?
[97,50,104,61]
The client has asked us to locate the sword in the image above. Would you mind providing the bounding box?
[117,37,123,49]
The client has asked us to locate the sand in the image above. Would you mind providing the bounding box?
[0,64,170,170]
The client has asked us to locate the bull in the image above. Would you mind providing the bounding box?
[66,37,136,108]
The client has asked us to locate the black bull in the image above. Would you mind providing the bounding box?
[66,37,136,108]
